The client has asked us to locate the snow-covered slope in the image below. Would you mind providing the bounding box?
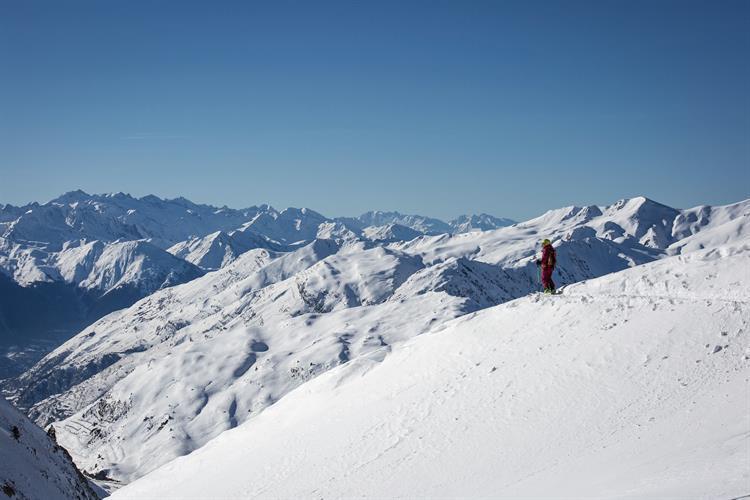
[166,219,323,272]
[314,221,360,242]
[1,192,515,373]
[669,199,750,254]
[113,240,750,499]
[0,397,98,500]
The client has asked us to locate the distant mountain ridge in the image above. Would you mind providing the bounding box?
[0,190,518,290]
[1,191,269,250]
[1,191,515,250]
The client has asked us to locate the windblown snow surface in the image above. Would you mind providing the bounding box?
[114,240,750,499]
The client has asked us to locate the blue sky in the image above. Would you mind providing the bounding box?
[1,0,748,220]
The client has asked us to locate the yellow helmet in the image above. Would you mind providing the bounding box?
[542,239,551,246]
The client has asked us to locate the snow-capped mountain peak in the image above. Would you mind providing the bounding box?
[50,189,92,205]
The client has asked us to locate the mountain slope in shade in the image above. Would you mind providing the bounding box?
[112,240,750,499]
[0,275,96,379]
[0,397,98,500]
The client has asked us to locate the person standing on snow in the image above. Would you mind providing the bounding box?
[536,239,557,293]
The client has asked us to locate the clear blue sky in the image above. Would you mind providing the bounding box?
[1,0,748,220]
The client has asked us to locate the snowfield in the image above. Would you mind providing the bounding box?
[113,240,750,499]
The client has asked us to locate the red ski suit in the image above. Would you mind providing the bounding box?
[540,244,556,291]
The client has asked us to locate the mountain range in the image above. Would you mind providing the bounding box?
[2,192,747,493]
[0,191,516,378]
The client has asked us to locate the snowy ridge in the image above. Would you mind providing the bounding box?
[113,239,750,499]
[0,397,98,500]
